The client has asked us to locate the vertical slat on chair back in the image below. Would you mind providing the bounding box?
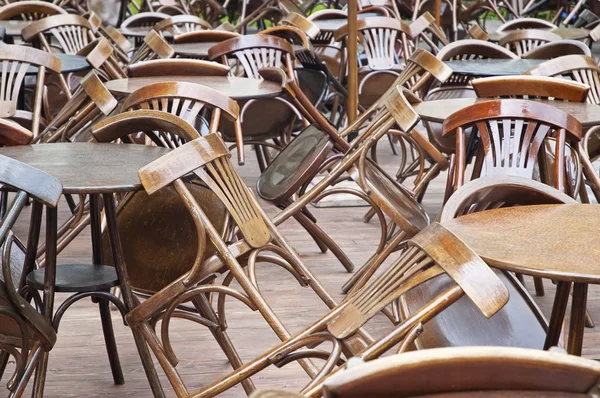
[22,14,95,54]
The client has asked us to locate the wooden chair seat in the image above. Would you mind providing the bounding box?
[358,67,404,107]
[26,264,119,293]
[400,269,547,349]
[101,183,227,295]
[257,125,332,202]
[0,117,34,146]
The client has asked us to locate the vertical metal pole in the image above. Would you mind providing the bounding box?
[347,0,358,124]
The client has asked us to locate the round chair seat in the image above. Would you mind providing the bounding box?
[26,264,119,293]
[257,125,332,202]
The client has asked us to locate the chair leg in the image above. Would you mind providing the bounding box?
[533,277,545,296]
[293,210,354,273]
[254,144,267,172]
[0,350,9,382]
[99,298,125,385]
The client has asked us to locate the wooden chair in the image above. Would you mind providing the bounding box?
[76,38,127,81]
[21,14,96,54]
[141,211,509,397]
[522,39,592,59]
[0,155,62,398]
[334,17,410,108]
[260,25,311,48]
[321,346,600,397]
[281,12,320,40]
[124,130,355,396]
[468,24,489,40]
[89,18,132,65]
[524,55,600,105]
[120,11,169,28]
[128,58,230,77]
[407,12,450,54]
[500,29,562,57]
[471,75,590,102]
[172,30,241,44]
[442,99,582,202]
[208,35,303,169]
[497,17,558,31]
[0,1,66,21]
[153,15,211,36]
[130,30,175,64]
[0,45,60,139]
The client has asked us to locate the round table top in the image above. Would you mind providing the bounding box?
[0,20,29,37]
[105,76,283,100]
[413,98,600,128]
[443,204,600,283]
[444,59,544,77]
[0,143,171,194]
[488,27,590,42]
[26,54,90,75]
[172,42,306,59]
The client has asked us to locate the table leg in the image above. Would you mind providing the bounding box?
[567,283,588,356]
[544,280,571,350]
[33,206,58,398]
[90,194,124,385]
[102,193,165,398]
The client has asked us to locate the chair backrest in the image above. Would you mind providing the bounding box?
[0,1,66,21]
[522,39,592,59]
[408,12,449,55]
[173,30,240,44]
[322,346,600,397]
[335,17,409,70]
[524,55,600,105]
[307,9,347,21]
[153,15,211,36]
[128,59,229,77]
[76,38,127,80]
[442,99,582,195]
[260,25,311,48]
[468,24,488,40]
[208,34,295,79]
[471,75,590,102]
[120,82,240,141]
[393,48,453,98]
[22,14,95,54]
[497,17,557,31]
[437,38,518,60]
[139,133,272,248]
[130,29,174,64]
[500,29,562,57]
[0,45,60,138]
[37,71,118,143]
[121,11,169,28]
[281,12,320,40]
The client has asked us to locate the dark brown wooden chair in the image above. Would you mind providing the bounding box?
[0,155,62,398]
[471,75,590,102]
[321,346,600,397]
[497,17,558,31]
[522,39,592,59]
[152,15,211,36]
[172,29,241,44]
[0,1,66,21]
[500,29,562,57]
[281,12,320,40]
[208,34,303,170]
[21,14,96,54]
[140,210,509,396]
[129,29,175,64]
[260,25,311,48]
[524,55,600,105]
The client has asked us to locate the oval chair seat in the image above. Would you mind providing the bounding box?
[27,264,119,293]
[400,269,547,349]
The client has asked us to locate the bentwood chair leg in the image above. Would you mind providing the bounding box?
[90,195,125,385]
[567,283,588,356]
[0,350,9,381]
[533,277,545,296]
[9,344,45,398]
[544,281,572,350]
[293,210,355,273]
[102,194,165,398]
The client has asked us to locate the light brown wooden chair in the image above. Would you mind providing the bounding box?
[497,17,558,31]
[281,12,320,40]
[260,25,311,48]
[127,58,230,77]
[130,29,175,64]
[153,15,211,36]
[468,24,488,40]
[140,208,509,397]
[321,346,600,397]
[76,38,127,81]
[524,55,600,105]
[0,1,66,21]
[471,75,590,102]
[120,11,169,28]
[0,155,62,398]
[522,39,592,59]
[500,29,562,57]
[21,14,96,54]
[86,14,131,65]
[407,12,450,54]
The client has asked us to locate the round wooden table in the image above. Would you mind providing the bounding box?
[444,59,545,77]
[105,76,283,100]
[443,204,600,356]
[0,143,169,397]
[413,98,600,128]
[27,54,90,75]
[489,27,590,42]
